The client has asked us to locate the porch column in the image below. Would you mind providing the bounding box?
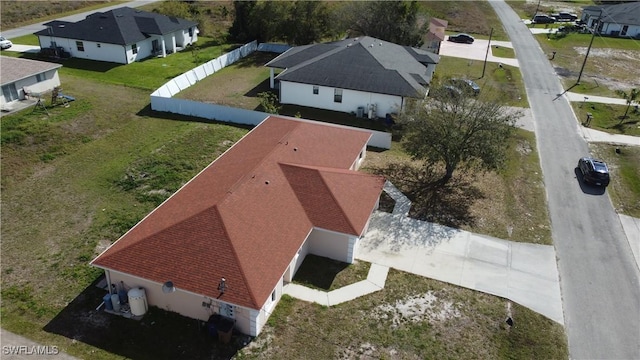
[270,68,275,89]
[161,38,167,57]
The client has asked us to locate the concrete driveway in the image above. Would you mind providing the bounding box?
[439,38,520,68]
[356,182,564,325]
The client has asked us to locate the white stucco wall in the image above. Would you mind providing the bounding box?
[307,228,358,264]
[104,270,259,336]
[2,70,60,106]
[599,23,640,37]
[279,81,403,118]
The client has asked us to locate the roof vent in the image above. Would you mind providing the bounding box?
[293,147,298,152]
[217,278,226,293]
[265,181,270,185]
[370,44,374,47]
[58,25,65,28]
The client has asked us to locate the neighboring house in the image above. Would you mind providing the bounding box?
[91,116,385,337]
[582,2,640,38]
[0,56,62,110]
[34,7,198,64]
[265,36,440,119]
[422,17,448,54]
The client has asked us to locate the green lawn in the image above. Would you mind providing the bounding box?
[592,144,640,217]
[7,36,237,91]
[435,56,529,108]
[492,44,516,58]
[573,102,640,136]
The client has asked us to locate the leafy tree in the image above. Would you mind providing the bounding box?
[258,92,281,114]
[398,87,520,186]
[229,1,258,42]
[335,1,424,46]
[615,88,639,122]
[285,1,331,45]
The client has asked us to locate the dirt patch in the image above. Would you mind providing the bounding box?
[572,47,640,90]
[372,290,462,328]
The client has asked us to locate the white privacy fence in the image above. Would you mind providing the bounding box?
[150,41,392,148]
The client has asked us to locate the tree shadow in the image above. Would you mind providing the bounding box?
[369,161,481,228]
[43,276,249,360]
[244,78,272,98]
[292,254,350,290]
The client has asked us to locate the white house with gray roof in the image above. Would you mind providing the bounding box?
[582,2,640,38]
[1,56,62,110]
[265,36,440,119]
[34,7,198,64]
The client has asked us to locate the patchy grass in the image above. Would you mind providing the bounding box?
[492,44,516,58]
[535,32,640,96]
[238,269,568,359]
[421,1,509,41]
[363,129,551,245]
[433,56,528,108]
[0,1,120,30]
[292,255,371,291]
[1,75,248,359]
[591,144,640,217]
[573,102,640,136]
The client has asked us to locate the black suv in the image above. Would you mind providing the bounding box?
[533,15,556,24]
[578,157,610,187]
[552,12,578,22]
[448,33,474,44]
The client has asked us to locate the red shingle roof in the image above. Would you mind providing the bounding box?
[92,116,385,309]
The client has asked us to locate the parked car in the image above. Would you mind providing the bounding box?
[552,12,578,22]
[449,78,481,95]
[578,157,610,187]
[0,36,12,50]
[448,33,475,44]
[532,15,556,24]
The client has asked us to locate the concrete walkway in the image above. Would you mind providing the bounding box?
[285,181,565,325]
[439,39,520,68]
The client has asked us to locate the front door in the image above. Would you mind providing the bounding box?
[621,25,628,36]
[152,39,159,54]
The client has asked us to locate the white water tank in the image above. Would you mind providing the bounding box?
[128,287,148,316]
[111,294,121,312]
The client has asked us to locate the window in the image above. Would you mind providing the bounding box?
[36,73,45,82]
[271,290,276,302]
[313,86,319,95]
[189,27,193,37]
[76,41,84,52]
[131,44,138,54]
[334,89,343,103]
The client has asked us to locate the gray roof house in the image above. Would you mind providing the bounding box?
[582,2,640,38]
[265,36,440,119]
[1,56,62,112]
[34,7,199,64]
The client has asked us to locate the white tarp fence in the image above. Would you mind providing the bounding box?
[150,40,391,149]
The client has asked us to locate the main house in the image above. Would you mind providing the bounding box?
[581,2,640,38]
[265,36,440,119]
[91,116,385,337]
[34,7,198,64]
[1,56,62,111]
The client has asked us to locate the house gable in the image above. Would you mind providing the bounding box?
[92,116,384,310]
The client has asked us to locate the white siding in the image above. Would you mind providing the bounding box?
[2,71,61,106]
[279,81,403,118]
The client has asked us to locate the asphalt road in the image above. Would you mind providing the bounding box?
[489,1,640,359]
[1,0,160,39]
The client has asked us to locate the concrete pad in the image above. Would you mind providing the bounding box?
[510,242,559,279]
[467,235,510,267]
[460,258,509,296]
[439,39,519,67]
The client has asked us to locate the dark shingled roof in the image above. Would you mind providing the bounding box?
[34,7,197,46]
[584,2,640,26]
[266,36,440,98]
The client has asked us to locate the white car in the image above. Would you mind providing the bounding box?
[0,36,13,50]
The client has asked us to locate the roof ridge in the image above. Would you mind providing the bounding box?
[215,205,260,308]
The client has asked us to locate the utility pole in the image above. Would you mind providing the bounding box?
[577,9,602,85]
[481,27,493,78]
[532,0,541,20]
